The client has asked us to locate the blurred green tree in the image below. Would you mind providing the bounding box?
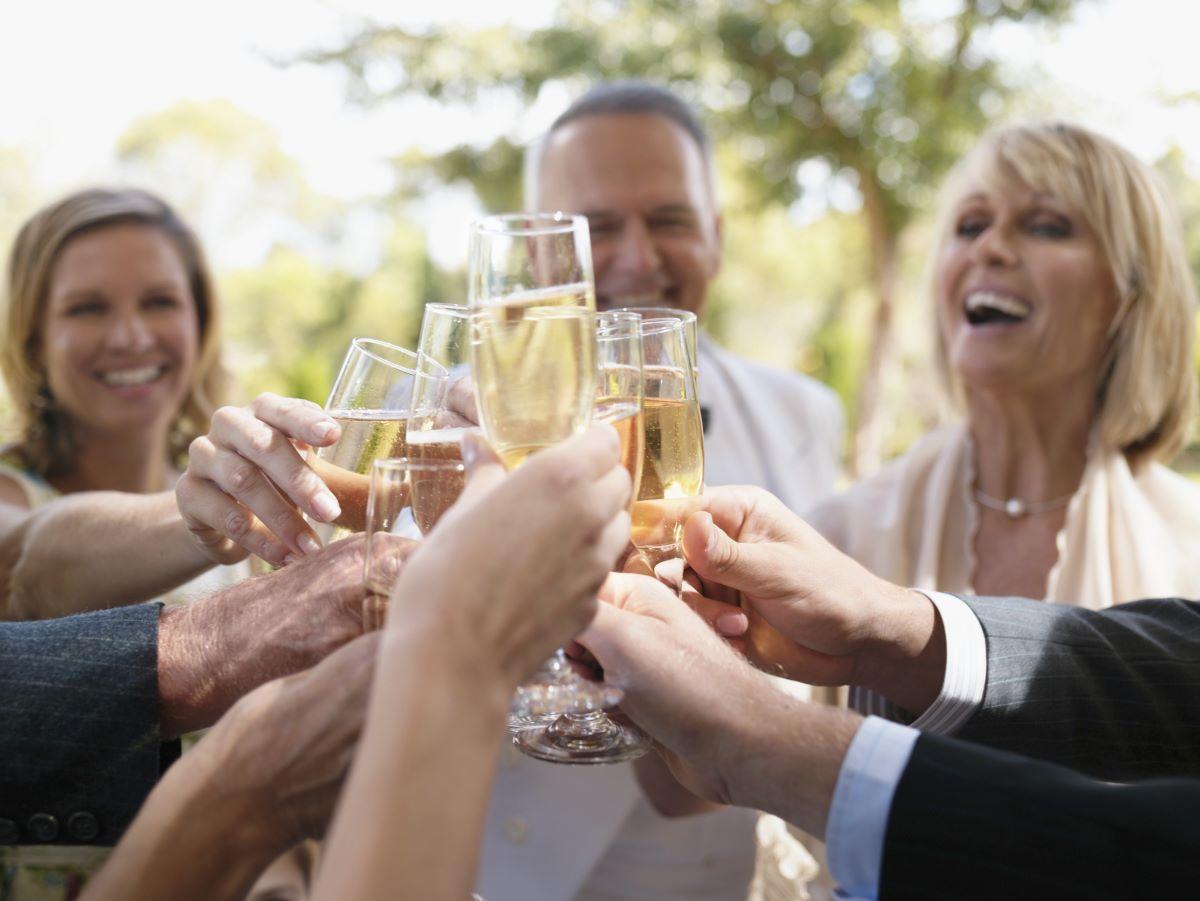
[303,0,1084,473]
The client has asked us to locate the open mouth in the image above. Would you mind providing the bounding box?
[97,364,168,388]
[963,290,1032,327]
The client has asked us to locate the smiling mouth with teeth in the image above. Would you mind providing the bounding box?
[99,365,167,388]
[963,290,1032,326]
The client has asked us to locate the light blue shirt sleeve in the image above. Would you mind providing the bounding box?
[826,716,921,901]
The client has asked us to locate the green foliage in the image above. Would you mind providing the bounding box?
[306,0,1080,233]
[221,222,431,403]
[303,0,1086,470]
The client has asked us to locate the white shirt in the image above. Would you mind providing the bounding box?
[699,333,844,514]
[475,338,846,901]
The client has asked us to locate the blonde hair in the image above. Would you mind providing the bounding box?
[2,187,229,477]
[933,121,1197,467]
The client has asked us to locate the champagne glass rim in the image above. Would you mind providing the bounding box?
[422,302,470,318]
[472,212,588,236]
[610,305,697,323]
[639,317,689,339]
[371,456,466,475]
[350,338,449,380]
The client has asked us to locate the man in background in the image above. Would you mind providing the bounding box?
[529,80,844,513]
[473,82,843,901]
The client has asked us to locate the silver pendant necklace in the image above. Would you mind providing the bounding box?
[973,489,1073,519]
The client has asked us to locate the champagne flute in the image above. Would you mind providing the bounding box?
[515,310,652,764]
[310,338,447,541]
[610,306,699,382]
[468,213,597,469]
[630,318,705,570]
[363,456,466,630]
[467,213,618,727]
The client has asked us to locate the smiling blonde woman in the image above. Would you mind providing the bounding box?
[807,121,1200,610]
[750,120,1200,901]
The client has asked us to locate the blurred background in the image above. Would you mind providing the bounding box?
[3,0,1198,477]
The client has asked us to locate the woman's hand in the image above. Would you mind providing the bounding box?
[176,393,344,566]
[387,424,632,688]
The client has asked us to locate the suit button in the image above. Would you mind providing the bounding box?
[500,816,529,844]
[27,813,59,843]
[0,818,18,844]
[67,812,100,842]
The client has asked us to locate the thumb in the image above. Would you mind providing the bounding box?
[458,429,506,501]
[681,511,762,591]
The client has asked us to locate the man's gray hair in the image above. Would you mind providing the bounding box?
[523,80,719,210]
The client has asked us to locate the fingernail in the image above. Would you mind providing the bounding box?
[716,611,749,636]
[313,491,341,522]
[315,420,338,442]
[298,533,322,556]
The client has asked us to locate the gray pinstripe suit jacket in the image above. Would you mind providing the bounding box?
[956,595,1200,781]
[879,596,1200,898]
[0,602,178,846]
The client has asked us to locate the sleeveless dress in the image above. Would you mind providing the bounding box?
[0,459,251,901]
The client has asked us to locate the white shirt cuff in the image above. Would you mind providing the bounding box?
[848,590,986,735]
[827,716,920,900]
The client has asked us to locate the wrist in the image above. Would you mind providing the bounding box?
[715,673,859,839]
[856,583,946,715]
[381,616,512,730]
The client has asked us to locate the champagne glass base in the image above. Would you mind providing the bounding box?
[509,674,624,719]
[515,711,652,765]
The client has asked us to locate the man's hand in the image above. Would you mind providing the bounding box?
[176,393,344,566]
[158,535,375,737]
[580,573,860,839]
[682,485,945,714]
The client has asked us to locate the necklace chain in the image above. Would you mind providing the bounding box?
[973,489,1074,519]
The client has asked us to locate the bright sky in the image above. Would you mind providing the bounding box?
[2,0,1199,267]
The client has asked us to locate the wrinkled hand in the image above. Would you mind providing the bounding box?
[203,631,381,847]
[159,534,385,736]
[579,573,779,807]
[176,393,343,566]
[387,425,631,687]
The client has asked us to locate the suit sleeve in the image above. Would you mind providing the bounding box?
[0,602,177,846]
[958,595,1200,780]
[880,732,1200,900]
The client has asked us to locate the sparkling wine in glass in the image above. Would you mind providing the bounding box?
[362,456,466,630]
[311,338,447,540]
[630,318,705,570]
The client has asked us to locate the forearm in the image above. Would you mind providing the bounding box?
[83,736,283,901]
[1,491,211,620]
[719,679,861,840]
[314,628,510,901]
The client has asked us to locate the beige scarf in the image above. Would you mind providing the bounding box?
[807,423,1200,608]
